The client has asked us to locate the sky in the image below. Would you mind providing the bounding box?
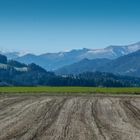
[0,0,140,54]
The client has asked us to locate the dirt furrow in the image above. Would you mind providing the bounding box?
[0,95,140,140]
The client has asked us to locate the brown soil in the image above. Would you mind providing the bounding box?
[0,95,140,140]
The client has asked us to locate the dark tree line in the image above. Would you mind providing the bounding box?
[0,66,140,87]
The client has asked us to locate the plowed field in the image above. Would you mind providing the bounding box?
[0,95,140,140]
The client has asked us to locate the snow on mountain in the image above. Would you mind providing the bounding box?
[82,42,140,59]
[7,41,140,70]
[127,42,140,52]
[0,49,28,59]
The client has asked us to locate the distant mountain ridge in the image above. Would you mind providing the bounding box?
[98,50,140,77]
[0,50,27,59]
[56,50,140,77]
[14,42,140,70]
[55,58,111,75]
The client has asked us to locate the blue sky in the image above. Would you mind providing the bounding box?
[0,0,140,54]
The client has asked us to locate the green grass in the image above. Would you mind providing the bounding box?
[0,86,140,95]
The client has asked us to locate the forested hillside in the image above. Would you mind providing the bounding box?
[0,54,140,87]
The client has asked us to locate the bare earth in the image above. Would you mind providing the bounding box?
[0,95,140,140]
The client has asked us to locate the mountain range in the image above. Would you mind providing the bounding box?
[6,41,139,70]
[1,41,140,78]
[0,50,140,86]
[56,50,140,77]
[99,50,140,77]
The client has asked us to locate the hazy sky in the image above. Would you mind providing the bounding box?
[0,0,140,54]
